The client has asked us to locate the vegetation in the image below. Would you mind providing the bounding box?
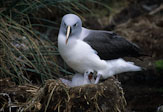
[155,60,163,71]
[0,0,96,84]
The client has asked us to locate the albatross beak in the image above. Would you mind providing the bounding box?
[66,26,71,44]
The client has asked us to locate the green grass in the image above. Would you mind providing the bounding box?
[0,16,62,84]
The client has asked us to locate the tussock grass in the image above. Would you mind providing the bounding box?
[0,0,94,84]
[0,16,62,84]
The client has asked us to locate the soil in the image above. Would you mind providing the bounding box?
[106,1,163,112]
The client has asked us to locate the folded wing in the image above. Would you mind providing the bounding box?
[83,30,142,60]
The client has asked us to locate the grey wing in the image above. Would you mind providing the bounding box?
[83,30,141,60]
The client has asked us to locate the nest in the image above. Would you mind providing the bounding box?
[0,77,126,112]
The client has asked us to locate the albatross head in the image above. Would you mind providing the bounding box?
[60,14,82,44]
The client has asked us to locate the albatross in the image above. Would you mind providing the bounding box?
[60,71,95,87]
[58,14,142,84]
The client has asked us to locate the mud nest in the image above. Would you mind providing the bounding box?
[0,77,126,112]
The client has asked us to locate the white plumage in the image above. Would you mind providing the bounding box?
[60,73,95,87]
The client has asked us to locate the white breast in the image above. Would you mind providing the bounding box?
[58,35,107,73]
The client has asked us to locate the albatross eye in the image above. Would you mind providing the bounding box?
[73,23,78,27]
[63,22,66,27]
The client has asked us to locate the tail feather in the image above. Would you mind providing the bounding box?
[102,58,141,79]
[125,63,141,71]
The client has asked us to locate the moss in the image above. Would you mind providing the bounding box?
[155,60,163,70]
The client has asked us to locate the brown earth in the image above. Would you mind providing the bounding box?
[108,2,163,112]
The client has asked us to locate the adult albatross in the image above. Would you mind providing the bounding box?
[58,14,142,84]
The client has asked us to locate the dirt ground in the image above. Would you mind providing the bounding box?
[105,1,163,112]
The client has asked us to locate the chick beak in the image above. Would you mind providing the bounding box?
[66,26,71,44]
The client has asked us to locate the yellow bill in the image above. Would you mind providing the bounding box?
[66,26,71,44]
